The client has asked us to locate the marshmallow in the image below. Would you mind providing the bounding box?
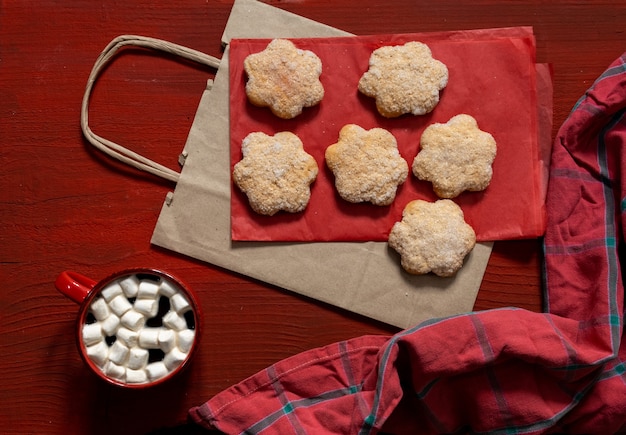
[104,361,126,381]
[100,282,123,302]
[100,314,120,336]
[177,329,195,353]
[158,279,179,297]
[170,293,191,313]
[116,327,139,347]
[127,347,149,370]
[134,298,158,317]
[85,341,109,367]
[163,348,188,371]
[82,322,103,346]
[120,309,145,331]
[137,281,160,299]
[108,340,129,366]
[89,297,111,321]
[119,275,140,298]
[138,328,161,349]
[126,368,148,384]
[163,311,187,331]
[158,329,177,353]
[145,361,169,381]
[108,295,132,317]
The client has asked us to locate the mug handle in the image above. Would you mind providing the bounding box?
[55,271,98,304]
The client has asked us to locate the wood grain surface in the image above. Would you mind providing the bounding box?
[1,1,624,433]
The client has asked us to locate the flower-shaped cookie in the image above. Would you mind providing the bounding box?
[388,199,476,277]
[325,124,408,206]
[358,41,449,118]
[233,131,318,216]
[412,114,497,198]
[244,39,324,119]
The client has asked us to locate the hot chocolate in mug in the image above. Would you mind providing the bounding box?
[56,268,201,388]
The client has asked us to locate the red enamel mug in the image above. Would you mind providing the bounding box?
[55,268,201,388]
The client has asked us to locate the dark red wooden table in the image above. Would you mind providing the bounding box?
[1,1,624,433]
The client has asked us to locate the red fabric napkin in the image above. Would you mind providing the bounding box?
[229,28,549,242]
[192,53,626,433]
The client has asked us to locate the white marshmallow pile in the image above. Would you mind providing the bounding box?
[81,274,196,384]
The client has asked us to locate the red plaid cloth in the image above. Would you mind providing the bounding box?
[190,53,626,434]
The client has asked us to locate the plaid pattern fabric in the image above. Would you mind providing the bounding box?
[190,53,626,434]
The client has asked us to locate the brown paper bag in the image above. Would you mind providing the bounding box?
[150,0,494,329]
[81,0,499,329]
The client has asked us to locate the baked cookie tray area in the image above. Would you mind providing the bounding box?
[229,28,551,243]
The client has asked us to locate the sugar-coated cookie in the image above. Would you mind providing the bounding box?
[325,124,408,206]
[412,114,497,198]
[388,199,476,277]
[233,131,318,216]
[243,39,324,119]
[358,41,448,118]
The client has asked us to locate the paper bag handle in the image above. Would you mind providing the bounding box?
[80,35,221,183]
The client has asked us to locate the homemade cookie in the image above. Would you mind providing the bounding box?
[388,199,476,277]
[358,41,448,118]
[325,124,408,206]
[412,114,497,198]
[243,39,324,119]
[233,131,318,216]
